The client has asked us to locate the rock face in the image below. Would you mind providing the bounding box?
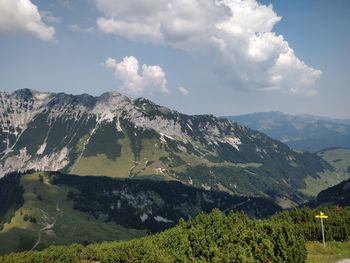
[0,89,331,203]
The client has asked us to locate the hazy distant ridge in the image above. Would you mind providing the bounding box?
[224,111,350,152]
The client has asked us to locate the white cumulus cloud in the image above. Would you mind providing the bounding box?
[103,56,170,96]
[0,0,55,41]
[95,0,322,94]
[178,86,189,96]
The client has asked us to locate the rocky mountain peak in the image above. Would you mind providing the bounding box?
[12,88,34,100]
[48,92,95,108]
[0,89,53,132]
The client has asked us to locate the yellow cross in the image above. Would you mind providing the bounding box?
[315,212,328,219]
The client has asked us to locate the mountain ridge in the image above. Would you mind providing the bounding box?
[0,89,333,204]
[224,111,350,152]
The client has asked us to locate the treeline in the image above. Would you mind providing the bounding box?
[49,171,280,232]
[0,172,24,230]
[0,209,306,263]
[272,206,350,242]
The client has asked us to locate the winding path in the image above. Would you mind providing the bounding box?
[128,161,139,177]
[30,199,63,251]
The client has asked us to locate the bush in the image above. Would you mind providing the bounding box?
[0,209,306,263]
[272,206,350,242]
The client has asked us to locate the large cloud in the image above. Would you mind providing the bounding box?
[103,56,170,96]
[96,0,321,94]
[0,0,55,41]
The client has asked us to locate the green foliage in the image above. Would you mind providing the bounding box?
[83,121,123,160]
[120,117,159,161]
[0,172,146,256]
[317,148,350,171]
[0,171,280,256]
[50,172,280,232]
[11,112,50,156]
[0,210,306,263]
[310,177,350,207]
[22,214,37,224]
[159,154,186,167]
[0,172,24,230]
[174,164,307,204]
[272,206,350,242]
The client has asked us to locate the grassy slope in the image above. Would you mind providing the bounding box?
[66,125,350,206]
[307,241,350,263]
[69,133,135,177]
[318,148,350,170]
[131,138,171,178]
[0,172,145,255]
[69,133,172,179]
[302,148,350,197]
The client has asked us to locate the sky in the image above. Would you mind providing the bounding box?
[0,0,349,119]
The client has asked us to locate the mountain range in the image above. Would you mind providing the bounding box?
[0,89,340,205]
[224,111,350,152]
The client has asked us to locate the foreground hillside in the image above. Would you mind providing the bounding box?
[2,170,350,262]
[3,206,350,263]
[225,112,350,152]
[0,209,307,263]
[0,89,334,205]
[0,171,279,255]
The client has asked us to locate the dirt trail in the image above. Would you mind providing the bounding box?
[31,199,63,251]
[128,161,139,177]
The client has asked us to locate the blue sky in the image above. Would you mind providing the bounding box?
[0,0,349,118]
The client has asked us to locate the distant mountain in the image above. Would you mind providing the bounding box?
[308,148,350,207]
[224,111,350,152]
[0,171,280,255]
[0,89,335,204]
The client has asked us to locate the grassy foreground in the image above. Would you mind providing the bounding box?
[307,241,350,263]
